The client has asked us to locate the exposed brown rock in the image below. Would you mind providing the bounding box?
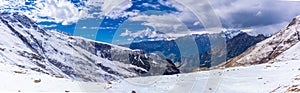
[286,85,300,92]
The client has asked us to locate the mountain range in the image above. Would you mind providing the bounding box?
[124,30,267,72]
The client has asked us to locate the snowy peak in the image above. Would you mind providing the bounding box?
[0,13,179,82]
[219,15,300,68]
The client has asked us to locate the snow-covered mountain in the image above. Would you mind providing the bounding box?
[0,12,179,82]
[219,15,300,68]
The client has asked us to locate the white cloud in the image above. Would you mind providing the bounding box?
[36,0,84,25]
[153,0,224,35]
[122,10,222,40]
[193,21,200,26]
[120,28,172,41]
[142,3,159,9]
[0,0,26,12]
[119,28,215,41]
[102,0,138,19]
[256,11,262,16]
[129,14,190,33]
[0,0,134,25]
[82,26,87,29]
[40,24,57,28]
[0,0,96,25]
[120,29,132,36]
[101,0,128,14]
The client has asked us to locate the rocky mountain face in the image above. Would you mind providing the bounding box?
[124,31,267,72]
[218,16,300,68]
[0,13,179,82]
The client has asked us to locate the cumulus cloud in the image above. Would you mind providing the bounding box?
[36,0,86,25]
[128,14,191,33]
[120,28,171,41]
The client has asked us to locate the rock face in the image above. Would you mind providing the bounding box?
[219,16,300,68]
[0,13,179,82]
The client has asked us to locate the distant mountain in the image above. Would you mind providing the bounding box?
[218,16,300,68]
[0,13,179,82]
[123,30,267,72]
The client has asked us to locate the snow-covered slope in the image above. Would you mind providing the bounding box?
[104,60,300,93]
[3,56,300,93]
[0,62,106,93]
[218,16,300,67]
[0,13,179,82]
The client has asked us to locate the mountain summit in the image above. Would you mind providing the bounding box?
[0,13,179,82]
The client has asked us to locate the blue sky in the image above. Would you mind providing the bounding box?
[1,0,300,44]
